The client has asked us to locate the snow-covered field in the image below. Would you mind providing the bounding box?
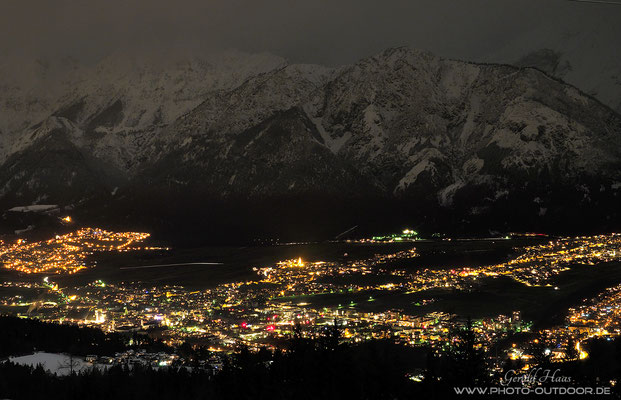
[7,204,59,212]
[8,352,91,376]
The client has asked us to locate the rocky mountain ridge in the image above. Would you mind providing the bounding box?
[1,47,620,239]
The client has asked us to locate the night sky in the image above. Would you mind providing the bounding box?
[2,0,619,65]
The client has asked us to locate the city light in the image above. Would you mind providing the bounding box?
[1,232,620,367]
[0,228,159,274]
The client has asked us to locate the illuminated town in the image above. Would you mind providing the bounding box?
[0,228,159,274]
[508,282,621,369]
[399,234,621,292]
[1,230,621,374]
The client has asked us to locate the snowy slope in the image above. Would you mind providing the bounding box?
[0,49,286,169]
[1,47,620,232]
[9,352,91,376]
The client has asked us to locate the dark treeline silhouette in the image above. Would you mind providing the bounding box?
[0,315,166,357]
[0,322,424,400]
[1,316,621,399]
[423,318,492,398]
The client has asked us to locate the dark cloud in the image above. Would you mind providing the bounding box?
[0,0,617,64]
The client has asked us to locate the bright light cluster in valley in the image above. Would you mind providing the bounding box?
[402,234,621,292]
[0,228,157,274]
[508,282,621,369]
[1,231,621,368]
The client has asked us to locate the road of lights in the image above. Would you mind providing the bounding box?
[0,228,157,274]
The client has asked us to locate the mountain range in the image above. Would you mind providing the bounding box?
[1,47,620,242]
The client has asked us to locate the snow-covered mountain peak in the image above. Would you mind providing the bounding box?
[0,49,288,167]
[1,47,620,233]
